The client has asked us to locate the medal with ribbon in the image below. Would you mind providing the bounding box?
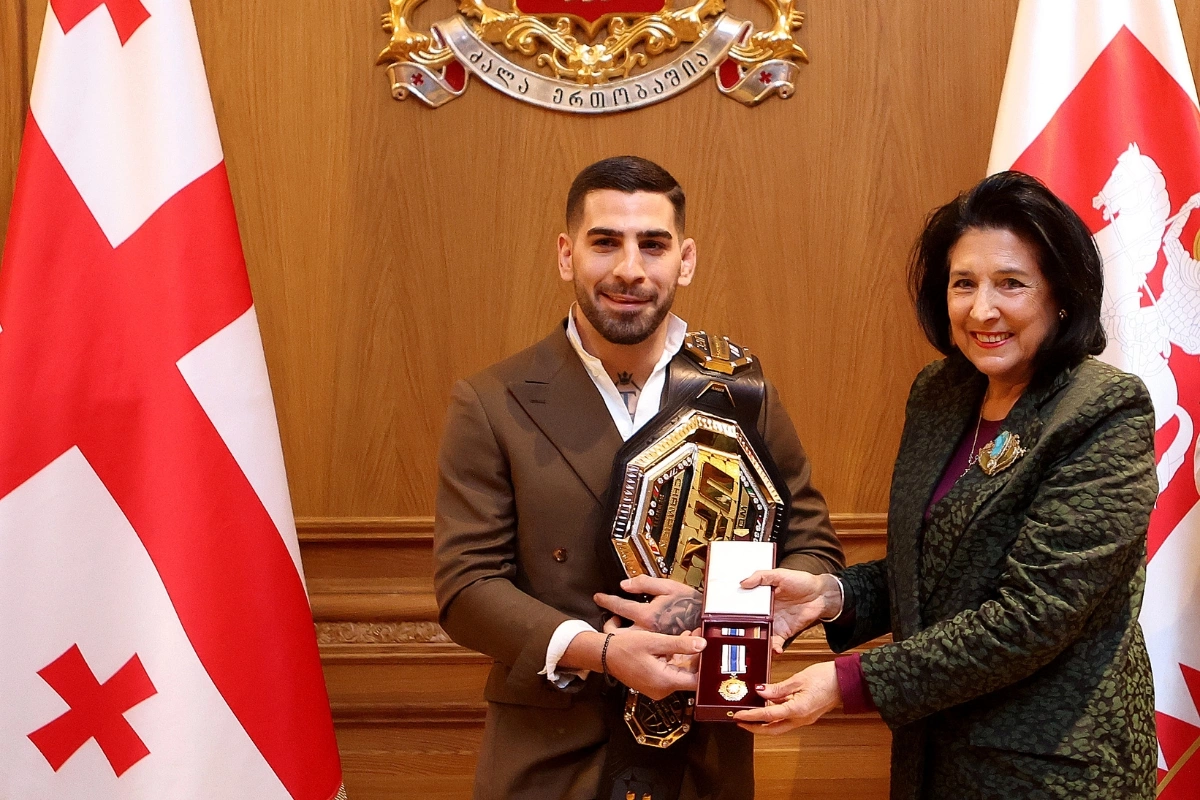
[718,639,749,702]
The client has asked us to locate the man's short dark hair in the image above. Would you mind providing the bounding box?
[908,170,1107,378]
[566,156,686,233]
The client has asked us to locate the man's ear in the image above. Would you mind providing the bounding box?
[677,237,697,287]
[557,232,574,282]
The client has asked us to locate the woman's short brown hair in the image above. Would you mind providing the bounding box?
[908,171,1107,377]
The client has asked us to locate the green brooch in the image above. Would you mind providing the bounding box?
[977,430,1028,476]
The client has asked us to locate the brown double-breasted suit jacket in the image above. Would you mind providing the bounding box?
[434,325,844,800]
[828,355,1158,799]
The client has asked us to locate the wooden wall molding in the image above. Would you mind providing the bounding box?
[294,511,895,794]
[316,621,451,645]
[320,637,889,724]
[318,630,888,666]
[329,701,880,727]
[296,513,889,540]
[322,642,483,665]
[310,583,439,622]
[297,516,435,540]
[333,702,487,725]
[300,513,888,630]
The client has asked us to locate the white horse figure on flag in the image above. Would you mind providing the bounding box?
[1092,142,1200,493]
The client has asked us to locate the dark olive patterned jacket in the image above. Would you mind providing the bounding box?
[827,355,1158,799]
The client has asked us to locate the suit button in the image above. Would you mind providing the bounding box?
[553,548,568,562]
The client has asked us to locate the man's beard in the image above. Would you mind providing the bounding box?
[575,278,675,345]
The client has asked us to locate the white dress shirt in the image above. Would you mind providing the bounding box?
[540,307,688,685]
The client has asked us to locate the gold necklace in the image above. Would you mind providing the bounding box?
[961,413,983,478]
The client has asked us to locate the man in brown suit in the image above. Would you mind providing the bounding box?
[434,156,843,800]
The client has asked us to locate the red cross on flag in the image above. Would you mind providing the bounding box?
[989,1,1200,795]
[0,1,345,798]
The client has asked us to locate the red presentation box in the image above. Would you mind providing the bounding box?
[694,540,775,722]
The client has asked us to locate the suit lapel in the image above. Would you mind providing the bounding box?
[507,327,625,504]
[918,368,1069,606]
[888,364,984,638]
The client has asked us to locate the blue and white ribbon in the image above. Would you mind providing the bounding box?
[721,644,745,675]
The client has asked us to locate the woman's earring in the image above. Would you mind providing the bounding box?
[1058,309,1068,320]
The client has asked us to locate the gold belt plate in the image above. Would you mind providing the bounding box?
[610,409,784,746]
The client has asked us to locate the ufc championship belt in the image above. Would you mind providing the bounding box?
[598,332,791,799]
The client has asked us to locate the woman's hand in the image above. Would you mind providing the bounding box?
[732,661,841,734]
[740,569,842,652]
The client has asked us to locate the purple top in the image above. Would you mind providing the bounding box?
[833,412,1008,712]
[927,416,1005,514]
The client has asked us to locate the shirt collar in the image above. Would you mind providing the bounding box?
[565,305,687,380]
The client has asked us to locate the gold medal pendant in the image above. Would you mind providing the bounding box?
[718,642,749,702]
[977,431,1028,476]
[718,676,748,702]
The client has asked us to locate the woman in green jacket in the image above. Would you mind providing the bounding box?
[736,171,1158,799]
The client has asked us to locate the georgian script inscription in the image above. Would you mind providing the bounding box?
[378,0,808,111]
[438,15,745,114]
[549,54,710,109]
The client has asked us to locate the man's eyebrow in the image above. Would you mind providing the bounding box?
[637,229,673,240]
[585,227,675,241]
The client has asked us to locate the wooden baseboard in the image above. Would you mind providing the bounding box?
[299,513,893,799]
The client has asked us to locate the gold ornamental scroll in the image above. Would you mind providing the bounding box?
[377,0,810,111]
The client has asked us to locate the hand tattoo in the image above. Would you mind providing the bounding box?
[651,594,702,635]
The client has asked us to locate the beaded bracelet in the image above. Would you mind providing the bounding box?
[600,632,615,675]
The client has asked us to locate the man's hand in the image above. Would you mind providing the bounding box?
[732,661,840,735]
[740,569,841,652]
[606,629,706,700]
[594,575,702,635]
[560,629,705,700]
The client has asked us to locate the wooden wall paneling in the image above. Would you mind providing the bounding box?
[195,1,1032,521]
[303,514,889,799]
[5,3,1200,799]
[3,0,1179,524]
[22,0,45,88]
[723,1,1018,512]
[335,723,483,799]
[0,0,27,255]
[753,715,892,799]
[190,0,366,519]
[300,513,886,639]
[320,639,894,799]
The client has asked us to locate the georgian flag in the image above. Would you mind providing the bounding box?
[0,1,345,797]
[988,1,1200,795]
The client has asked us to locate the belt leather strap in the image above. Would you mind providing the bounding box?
[596,332,789,800]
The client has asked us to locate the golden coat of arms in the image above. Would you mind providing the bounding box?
[376,0,808,112]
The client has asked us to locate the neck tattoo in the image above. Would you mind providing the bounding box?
[616,371,642,418]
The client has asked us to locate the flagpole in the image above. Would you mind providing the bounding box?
[1158,735,1200,796]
